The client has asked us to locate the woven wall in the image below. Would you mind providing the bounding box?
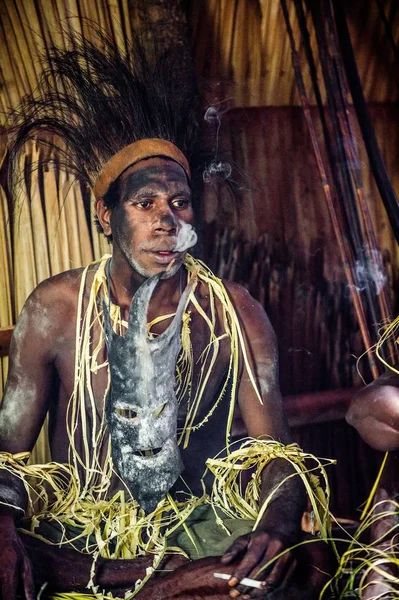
[1,0,399,114]
[0,1,398,516]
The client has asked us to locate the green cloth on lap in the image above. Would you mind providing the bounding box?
[166,504,254,559]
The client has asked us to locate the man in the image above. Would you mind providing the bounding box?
[346,366,399,599]
[0,32,331,599]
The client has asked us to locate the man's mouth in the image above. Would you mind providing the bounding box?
[147,250,180,265]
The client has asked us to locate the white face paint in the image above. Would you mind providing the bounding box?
[110,159,195,280]
[160,221,198,280]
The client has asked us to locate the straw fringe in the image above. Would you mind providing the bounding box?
[0,438,333,600]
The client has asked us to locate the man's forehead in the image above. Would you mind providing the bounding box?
[119,158,190,197]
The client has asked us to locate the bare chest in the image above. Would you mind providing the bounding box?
[49,297,233,459]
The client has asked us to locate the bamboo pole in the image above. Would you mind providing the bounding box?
[0,185,13,395]
[28,142,51,284]
[291,0,396,369]
[2,3,31,98]
[333,2,399,242]
[43,166,64,275]
[324,1,393,325]
[295,0,389,360]
[120,0,133,47]
[316,1,395,361]
[0,18,24,113]
[70,181,94,267]
[5,1,39,94]
[60,172,83,268]
[13,149,37,313]
[375,0,399,65]
[280,0,379,379]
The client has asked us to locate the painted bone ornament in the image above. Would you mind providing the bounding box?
[103,270,193,513]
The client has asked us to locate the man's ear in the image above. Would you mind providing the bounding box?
[96,199,112,237]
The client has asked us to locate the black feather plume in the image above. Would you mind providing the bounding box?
[6,26,245,230]
[7,28,200,189]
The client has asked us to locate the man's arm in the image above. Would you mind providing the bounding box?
[221,283,305,597]
[0,280,61,600]
[346,371,399,598]
[346,371,399,451]
[0,284,58,454]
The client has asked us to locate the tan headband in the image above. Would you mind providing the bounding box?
[93,139,191,199]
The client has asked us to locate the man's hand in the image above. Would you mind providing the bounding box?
[362,554,398,600]
[0,514,36,600]
[221,530,296,599]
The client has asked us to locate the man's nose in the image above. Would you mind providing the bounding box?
[154,206,177,233]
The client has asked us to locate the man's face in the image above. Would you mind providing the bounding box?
[104,157,194,278]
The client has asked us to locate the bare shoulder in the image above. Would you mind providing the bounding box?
[21,267,85,318]
[222,280,277,343]
[12,264,95,353]
[222,280,263,313]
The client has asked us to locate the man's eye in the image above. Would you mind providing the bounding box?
[136,200,151,209]
[172,198,189,209]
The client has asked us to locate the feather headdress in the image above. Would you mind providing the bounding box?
[7,29,201,192]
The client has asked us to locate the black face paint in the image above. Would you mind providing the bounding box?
[103,272,191,513]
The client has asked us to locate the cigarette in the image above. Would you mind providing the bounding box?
[213,572,264,590]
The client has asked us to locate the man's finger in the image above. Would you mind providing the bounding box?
[236,557,296,600]
[229,533,272,584]
[221,535,250,566]
[230,540,290,598]
[260,550,292,589]
[277,556,297,589]
[264,553,296,591]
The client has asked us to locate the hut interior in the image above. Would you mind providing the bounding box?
[0,0,398,524]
